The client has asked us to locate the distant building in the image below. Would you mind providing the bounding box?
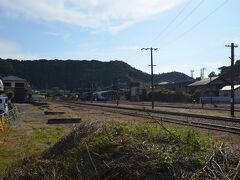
[155,81,194,92]
[219,85,240,97]
[2,76,32,102]
[130,82,148,101]
[187,76,227,96]
[154,82,173,91]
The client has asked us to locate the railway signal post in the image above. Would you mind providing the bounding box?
[225,43,238,117]
[141,47,157,109]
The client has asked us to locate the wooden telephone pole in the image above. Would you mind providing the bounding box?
[141,47,158,109]
[225,43,238,117]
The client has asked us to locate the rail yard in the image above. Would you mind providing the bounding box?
[56,100,240,134]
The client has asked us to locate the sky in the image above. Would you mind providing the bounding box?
[0,0,239,78]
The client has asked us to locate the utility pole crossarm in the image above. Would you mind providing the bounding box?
[225,44,238,48]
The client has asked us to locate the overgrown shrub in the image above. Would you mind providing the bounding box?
[149,89,192,102]
[3,122,240,180]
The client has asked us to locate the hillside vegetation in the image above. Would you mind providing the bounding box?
[0,59,192,89]
[154,72,194,83]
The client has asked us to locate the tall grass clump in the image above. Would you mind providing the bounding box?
[4,121,240,180]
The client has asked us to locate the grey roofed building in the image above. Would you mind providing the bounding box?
[2,75,32,102]
[187,76,227,97]
[2,76,25,81]
[219,85,240,98]
[220,85,240,91]
[187,76,218,86]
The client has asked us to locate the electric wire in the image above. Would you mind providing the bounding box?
[151,0,205,45]
[149,0,193,45]
[160,0,230,49]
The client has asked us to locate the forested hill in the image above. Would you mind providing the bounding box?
[0,59,193,89]
[0,59,150,89]
[154,72,194,83]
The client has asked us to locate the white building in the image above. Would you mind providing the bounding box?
[219,85,240,97]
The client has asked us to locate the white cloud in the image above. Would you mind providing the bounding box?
[0,0,186,32]
[0,40,39,59]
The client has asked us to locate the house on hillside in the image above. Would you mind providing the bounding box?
[187,76,227,96]
[2,76,32,102]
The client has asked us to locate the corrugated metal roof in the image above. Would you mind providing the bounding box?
[188,76,218,86]
[220,85,240,91]
[2,76,25,81]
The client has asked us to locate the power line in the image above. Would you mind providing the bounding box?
[161,0,229,48]
[152,0,205,45]
[150,0,193,44]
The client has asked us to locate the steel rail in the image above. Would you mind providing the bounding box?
[88,101,240,113]
[56,101,240,134]
[74,102,240,123]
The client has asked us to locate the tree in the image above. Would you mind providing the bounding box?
[208,71,217,81]
[208,71,216,78]
[218,66,229,75]
[4,88,14,100]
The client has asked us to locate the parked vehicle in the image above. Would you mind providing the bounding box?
[92,90,119,101]
[0,79,3,92]
[92,91,110,101]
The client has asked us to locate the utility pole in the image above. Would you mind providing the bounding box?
[141,47,158,109]
[225,43,238,117]
[200,67,206,79]
[116,79,119,106]
[190,70,194,78]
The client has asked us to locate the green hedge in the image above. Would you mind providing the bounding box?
[148,89,199,103]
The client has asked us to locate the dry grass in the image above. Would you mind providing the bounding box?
[0,103,73,177]
[3,121,240,179]
[1,101,240,178]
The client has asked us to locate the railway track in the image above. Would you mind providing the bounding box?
[88,101,240,113]
[56,101,240,135]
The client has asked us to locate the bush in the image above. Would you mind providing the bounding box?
[4,88,14,100]
[149,89,192,102]
[67,93,77,100]
[192,91,201,102]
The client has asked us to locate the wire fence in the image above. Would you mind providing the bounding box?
[0,106,18,132]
